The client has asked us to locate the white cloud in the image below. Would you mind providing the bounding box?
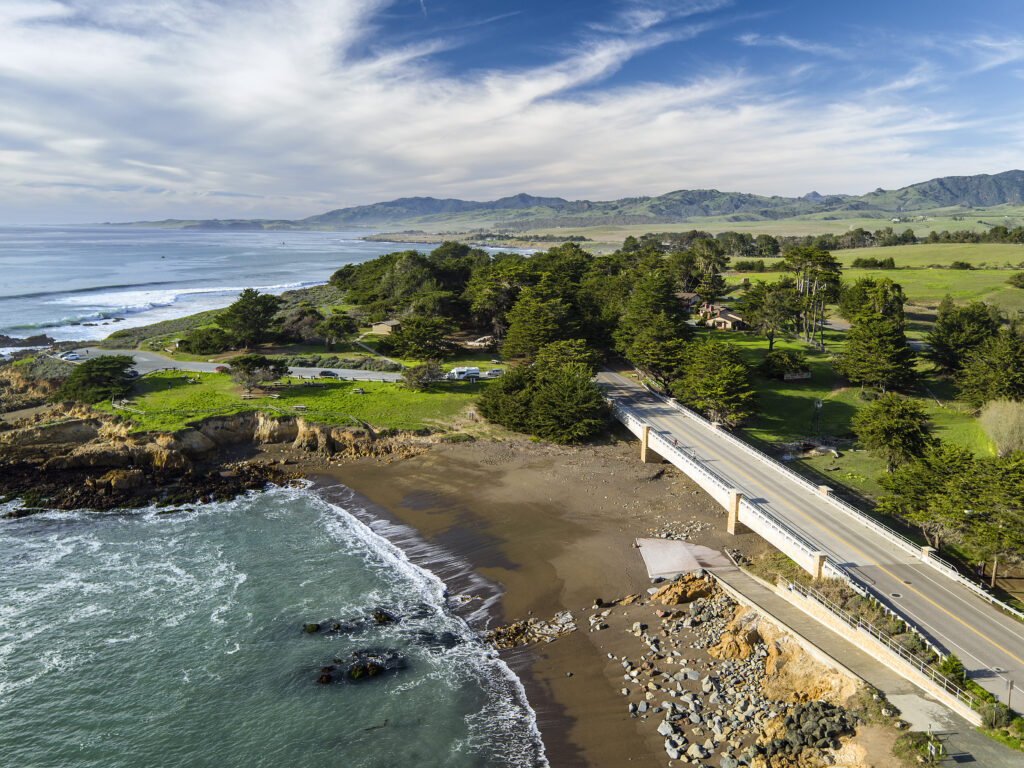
[0,0,1016,223]
[737,32,849,59]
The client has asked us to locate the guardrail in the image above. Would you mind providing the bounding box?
[611,398,829,574]
[625,378,1024,625]
[784,579,982,712]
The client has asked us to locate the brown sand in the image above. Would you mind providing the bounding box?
[321,436,774,767]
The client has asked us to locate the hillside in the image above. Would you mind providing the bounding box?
[119,170,1024,232]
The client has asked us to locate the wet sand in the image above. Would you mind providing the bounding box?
[320,436,773,767]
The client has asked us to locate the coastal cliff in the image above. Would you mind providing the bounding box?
[0,405,426,512]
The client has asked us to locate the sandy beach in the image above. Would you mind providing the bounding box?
[321,435,777,767]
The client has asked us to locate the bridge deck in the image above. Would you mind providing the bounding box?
[600,369,1024,700]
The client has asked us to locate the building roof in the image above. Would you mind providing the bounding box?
[374,319,402,327]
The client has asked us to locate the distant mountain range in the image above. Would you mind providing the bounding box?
[119,170,1024,231]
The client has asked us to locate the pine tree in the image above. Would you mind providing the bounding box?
[501,288,570,360]
[613,270,689,354]
[833,314,916,393]
[626,312,690,387]
[217,288,282,348]
[851,394,932,472]
[956,330,1024,407]
[926,300,1000,373]
[670,339,755,426]
[529,362,608,443]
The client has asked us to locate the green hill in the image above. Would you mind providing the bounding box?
[118,170,1024,232]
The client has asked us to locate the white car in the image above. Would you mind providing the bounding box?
[482,369,503,378]
[62,353,80,361]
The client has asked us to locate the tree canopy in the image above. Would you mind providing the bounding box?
[217,288,282,348]
[670,339,756,426]
[851,393,932,472]
[925,298,1000,373]
[379,316,455,360]
[955,330,1024,407]
[833,314,916,393]
[54,355,135,403]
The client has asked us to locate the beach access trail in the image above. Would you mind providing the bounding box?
[69,347,402,382]
[598,369,1024,702]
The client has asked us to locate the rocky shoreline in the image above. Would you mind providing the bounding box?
[0,403,426,513]
[484,571,895,768]
[0,395,911,766]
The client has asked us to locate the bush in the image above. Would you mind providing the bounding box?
[54,356,135,403]
[758,349,809,380]
[950,261,973,270]
[980,702,1014,729]
[1008,271,1024,288]
[979,399,1024,456]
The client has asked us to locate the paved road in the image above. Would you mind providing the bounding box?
[600,370,1024,700]
[69,348,403,382]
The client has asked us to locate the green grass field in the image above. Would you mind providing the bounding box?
[729,243,1024,313]
[691,328,993,497]
[95,371,484,433]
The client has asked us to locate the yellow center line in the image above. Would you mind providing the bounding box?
[630,390,1024,667]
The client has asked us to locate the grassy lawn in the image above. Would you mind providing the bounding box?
[695,327,994,498]
[95,371,484,433]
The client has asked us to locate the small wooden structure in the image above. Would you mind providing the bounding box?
[371,319,402,336]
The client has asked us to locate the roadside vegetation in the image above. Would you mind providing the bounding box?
[11,221,1021,584]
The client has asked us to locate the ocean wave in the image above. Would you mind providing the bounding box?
[1,279,325,336]
[305,485,549,768]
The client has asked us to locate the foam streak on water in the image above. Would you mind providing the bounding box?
[0,487,547,768]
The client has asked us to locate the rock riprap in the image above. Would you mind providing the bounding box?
[611,573,863,767]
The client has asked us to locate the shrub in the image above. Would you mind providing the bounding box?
[979,399,1024,456]
[949,261,973,270]
[1007,271,1024,288]
[758,349,809,379]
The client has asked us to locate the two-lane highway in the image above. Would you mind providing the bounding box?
[600,369,1024,699]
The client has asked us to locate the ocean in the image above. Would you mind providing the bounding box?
[0,226,547,765]
[0,486,547,767]
[0,226,434,351]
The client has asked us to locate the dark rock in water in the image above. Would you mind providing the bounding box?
[371,609,396,625]
[302,623,321,633]
[317,674,332,684]
[346,649,405,682]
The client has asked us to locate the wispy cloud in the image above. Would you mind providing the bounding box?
[0,0,1016,223]
[737,32,850,59]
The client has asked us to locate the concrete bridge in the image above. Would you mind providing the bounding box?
[599,369,1024,706]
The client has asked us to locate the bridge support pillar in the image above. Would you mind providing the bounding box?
[921,546,936,559]
[640,425,663,464]
[817,485,832,496]
[807,551,827,579]
[726,490,747,535]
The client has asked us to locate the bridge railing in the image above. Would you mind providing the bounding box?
[611,399,828,572]
[628,380,1024,624]
[783,579,982,712]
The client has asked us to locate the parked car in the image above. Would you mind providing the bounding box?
[215,365,229,373]
[125,369,140,379]
[319,370,338,378]
[482,369,503,378]
[63,353,80,361]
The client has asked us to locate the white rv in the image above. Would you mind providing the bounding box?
[445,366,480,381]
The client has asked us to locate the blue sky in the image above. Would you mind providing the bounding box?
[2,0,1024,223]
